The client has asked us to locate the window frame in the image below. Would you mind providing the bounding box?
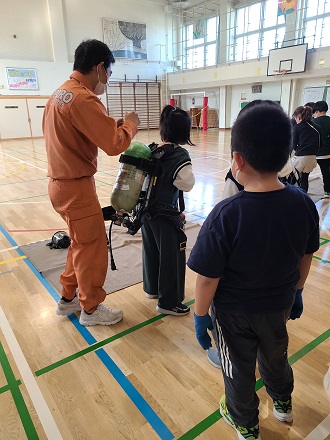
[229,0,286,62]
[302,0,330,49]
[184,15,219,70]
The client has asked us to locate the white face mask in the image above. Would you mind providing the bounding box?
[93,66,107,95]
[231,157,242,185]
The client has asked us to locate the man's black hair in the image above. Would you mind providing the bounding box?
[231,101,291,173]
[160,105,194,146]
[73,39,115,74]
[304,102,315,110]
[313,100,328,113]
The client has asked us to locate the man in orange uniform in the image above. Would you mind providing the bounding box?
[43,39,140,326]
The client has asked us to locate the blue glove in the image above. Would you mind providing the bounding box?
[194,313,214,350]
[290,288,304,320]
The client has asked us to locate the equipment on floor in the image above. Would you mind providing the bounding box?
[46,231,71,249]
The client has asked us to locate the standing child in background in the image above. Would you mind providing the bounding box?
[188,101,319,440]
[142,105,195,316]
[312,100,330,198]
[292,105,322,192]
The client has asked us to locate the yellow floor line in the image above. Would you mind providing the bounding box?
[0,255,26,265]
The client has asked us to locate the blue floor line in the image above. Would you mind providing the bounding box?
[0,224,175,440]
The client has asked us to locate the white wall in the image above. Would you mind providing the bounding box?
[2,0,330,127]
[0,0,167,96]
[167,46,330,127]
[230,82,282,125]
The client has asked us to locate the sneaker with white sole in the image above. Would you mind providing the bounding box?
[145,292,159,299]
[220,395,261,440]
[156,303,190,316]
[79,303,123,326]
[273,398,293,422]
[56,296,81,316]
[207,348,221,369]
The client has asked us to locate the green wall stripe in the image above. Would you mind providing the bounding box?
[176,328,329,439]
[0,342,39,439]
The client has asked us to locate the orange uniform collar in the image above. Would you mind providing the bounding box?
[69,70,93,91]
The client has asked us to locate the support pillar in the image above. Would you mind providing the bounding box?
[202,96,208,131]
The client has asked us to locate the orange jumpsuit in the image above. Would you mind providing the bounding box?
[43,71,138,313]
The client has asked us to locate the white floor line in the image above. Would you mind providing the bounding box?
[2,153,47,173]
[0,245,19,253]
[0,200,51,205]
[0,307,63,439]
[304,415,330,440]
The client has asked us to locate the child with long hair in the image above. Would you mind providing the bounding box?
[292,105,322,192]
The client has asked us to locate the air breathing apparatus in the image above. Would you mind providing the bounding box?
[103,141,184,270]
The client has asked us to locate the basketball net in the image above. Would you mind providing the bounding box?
[273,69,289,75]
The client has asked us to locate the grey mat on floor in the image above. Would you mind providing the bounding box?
[308,173,324,202]
[18,222,201,294]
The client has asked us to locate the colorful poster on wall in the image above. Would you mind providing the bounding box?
[103,18,147,59]
[278,0,298,16]
[6,68,39,90]
[193,19,205,39]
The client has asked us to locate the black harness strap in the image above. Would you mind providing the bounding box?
[119,154,151,172]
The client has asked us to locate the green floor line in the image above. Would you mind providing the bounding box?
[0,379,21,395]
[0,342,39,439]
[0,194,49,203]
[36,299,196,376]
[176,328,330,440]
[313,255,330,264]
[319,237,330,246]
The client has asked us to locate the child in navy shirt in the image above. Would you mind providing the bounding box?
[188,102,319,440]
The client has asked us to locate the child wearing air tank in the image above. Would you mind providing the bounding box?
[142,105,195,316]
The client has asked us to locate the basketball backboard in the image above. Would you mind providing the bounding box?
[267,44,308,76]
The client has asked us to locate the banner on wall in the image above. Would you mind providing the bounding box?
[103,18,147,59]
[278,0,298,16]
[6,68,39,90]
[193,19,205,39]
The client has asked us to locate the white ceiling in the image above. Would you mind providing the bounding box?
[168,0,208,9]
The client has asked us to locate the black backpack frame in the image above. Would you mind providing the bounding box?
[102,142,185,269]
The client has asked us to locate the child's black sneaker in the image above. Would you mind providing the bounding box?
[220,395,261,439]
[273,398,293,422]
[156,303,190,316]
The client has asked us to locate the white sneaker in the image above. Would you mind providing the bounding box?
[145,292,159,299]
[207,348,221,369]
[56,296,81,316]
[79,303,123,326]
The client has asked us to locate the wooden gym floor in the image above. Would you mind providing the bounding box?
[0,129,329,439]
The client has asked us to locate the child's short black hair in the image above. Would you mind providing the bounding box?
[73,39,115,74]
[231,101,291,173]
[160,105,194,146]
[313,100,328,113]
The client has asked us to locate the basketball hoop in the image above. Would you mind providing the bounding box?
[273,69,289,75]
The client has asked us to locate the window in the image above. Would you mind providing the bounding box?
[229,0,285,62]
[185,16,219,69]
[302,0,330,49]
